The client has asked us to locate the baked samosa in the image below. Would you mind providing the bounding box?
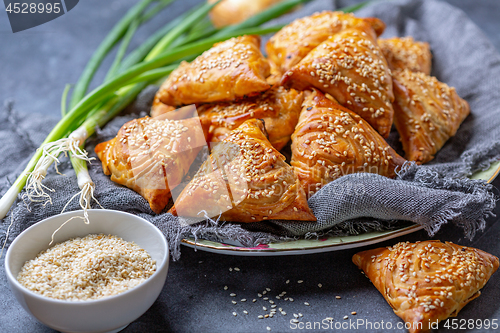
[266,11,385,74]
[392,69,470,164]
[353,241,499,333]
[282,26,394,138]
[95,116,209,213]
[169,119,316,222]
[291,90,405,197]
[156,35,270,106]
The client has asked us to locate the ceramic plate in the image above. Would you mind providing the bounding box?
[181,160,500,256]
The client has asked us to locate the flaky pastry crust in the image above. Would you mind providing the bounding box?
[266,11,385,73]
[198,86,304,151]
[379,37,432,75]
[353,241,499,333]
[156,35,270,106]
[282,26,394,138]
[392,69,470,164]
[169,119,316,222]
[291,90,405,197]
[95,116,208,213]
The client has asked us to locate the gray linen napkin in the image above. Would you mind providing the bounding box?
[1,0,500,260]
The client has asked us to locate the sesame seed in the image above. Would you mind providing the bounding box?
[16,234,156,301]
[304,302,310,306]
[230,293,236,297]
[344,316,348,320]
[233,312,237,316]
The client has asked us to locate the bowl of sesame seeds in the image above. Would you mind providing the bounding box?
[5,209,169,333]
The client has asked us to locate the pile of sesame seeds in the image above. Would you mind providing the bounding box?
[17,234,156,301]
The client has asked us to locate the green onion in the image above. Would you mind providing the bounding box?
[104,18,141,82]
[341,1,370,13]
[139,0,174,23]
[60,84,72,117]
[147,1,219,60]
[125,64,179,86]
[118,14,186,72]
[63,24,284,126]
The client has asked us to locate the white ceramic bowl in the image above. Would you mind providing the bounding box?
[5,209,169,333]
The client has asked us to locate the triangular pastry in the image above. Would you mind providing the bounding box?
[266,11,385,74]
[291,90,405,197]
[392,69,470,164]
[353,241,499,333]
[282,26,394,138]
[378,37,432,75]
[169,119,316,223]
[95,116,209,213]
[156,35,270,106]
[197,86,304,151]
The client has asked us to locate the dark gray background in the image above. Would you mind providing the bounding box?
[1,1,500,332]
